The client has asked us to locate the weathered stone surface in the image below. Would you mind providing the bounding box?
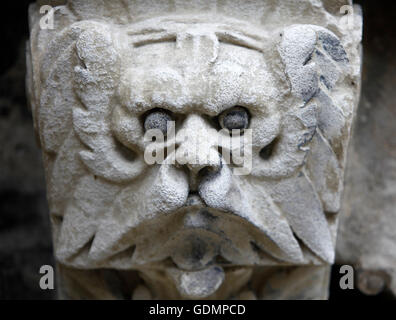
[26,0,362,299]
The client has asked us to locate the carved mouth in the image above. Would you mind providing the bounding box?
[102,193,292,271]
[56,186,304,271]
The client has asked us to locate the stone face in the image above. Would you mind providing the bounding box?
[26,0,362,299]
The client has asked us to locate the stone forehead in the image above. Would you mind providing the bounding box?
[120,41,279,115]
[118,18,280,114]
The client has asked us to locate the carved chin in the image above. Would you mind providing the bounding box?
[140,205,292,270]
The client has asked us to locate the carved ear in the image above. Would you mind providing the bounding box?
[263,25,353,262]
[72,24,145,182]
[279,24,348,103]
[279,25,349,151]
[279,25,350,213]
[252,26,350,180]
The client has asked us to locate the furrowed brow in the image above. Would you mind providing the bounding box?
[127,23,266,53]
[128,29,177,47]
[215,30,264,53]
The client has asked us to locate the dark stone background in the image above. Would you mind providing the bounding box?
[0,0,394,300]
[0,0,55,300]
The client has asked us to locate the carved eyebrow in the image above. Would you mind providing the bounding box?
[129,31,178,47]
[127,27,168,35]
[127,24,265,52]
[215,31,264,52]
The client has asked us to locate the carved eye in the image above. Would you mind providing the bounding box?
[144,109,173,135]
[219,106,249,131]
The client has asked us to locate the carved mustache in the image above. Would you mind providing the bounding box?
[56,159,314,269]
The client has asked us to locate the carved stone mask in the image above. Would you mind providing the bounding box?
[27,0,362,299]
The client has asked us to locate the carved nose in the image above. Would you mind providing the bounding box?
[175,114,221,176]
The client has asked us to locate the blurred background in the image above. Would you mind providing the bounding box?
[0,0,394,300]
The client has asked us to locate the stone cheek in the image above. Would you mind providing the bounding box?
[26,0,362,299]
